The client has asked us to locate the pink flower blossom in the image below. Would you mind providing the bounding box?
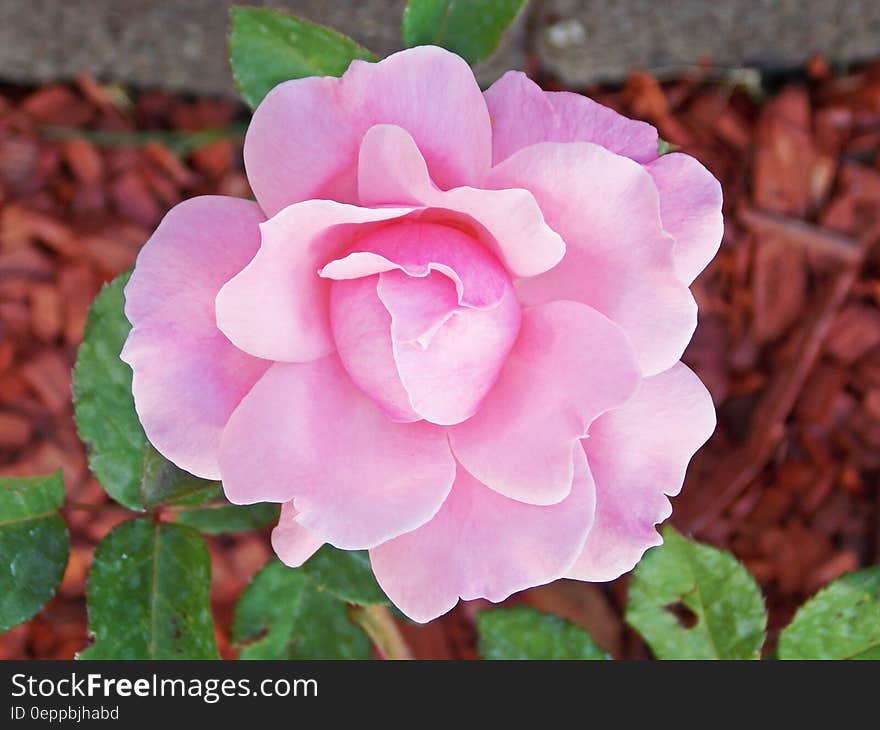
[122,46,721,622]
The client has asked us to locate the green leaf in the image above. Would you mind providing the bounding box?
[477,606,607,659]
[0,472,69,632]
[300,546,388,606]
[626,526,767,659]
[80,519,218,659]
[140,444,221,508]
[0,470,65,522]
[778,567,880,659]
[230,6,378,109]
[402,0,526,65]
[657,138,679,156]
[72,272,222,511]
[73,272,145,510]
[176,502,280,534]
[234,559,372,659]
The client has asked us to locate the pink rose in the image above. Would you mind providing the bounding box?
[122,46,720,622]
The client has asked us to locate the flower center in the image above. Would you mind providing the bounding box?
[321,220,521,425]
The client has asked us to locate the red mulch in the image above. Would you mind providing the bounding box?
[1,59,879,659]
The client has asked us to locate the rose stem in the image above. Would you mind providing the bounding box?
[349,605,414,660]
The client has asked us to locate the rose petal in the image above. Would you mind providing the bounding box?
[379,270,522,425]
[356,123,435,203]
[356,124,565,277]
[376,268,460,346]
[568,363,716,581]
[370,448,596,623]
[484,71,659,166]
[321,219,508,309]
[449,300,640,505]
[330,263,522,426]
[329,275,420,422]
[245,46,491,216]
[218,355,455,549]
[324,219,520,424]
[490,142,697,376]
[271,502,324,568]
[121,196,270,479]
[215,200,412,363]
[647,152,724,285]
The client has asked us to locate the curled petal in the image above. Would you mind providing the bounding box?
[449,300,640,505]
[215,201,412,363]
[271,502,324,568]
[484,71,659,166]
[491,142,697,376]
[325,220,523,425]
[569,363,716,581]
[377,270,460,345]
[370,449,596,623]
[329,266,521,426]
[218,356,455,549]
[321,219,508,309]
[121,196,270,479]
[245,46,491,216]
[647,152,724,285]
[356,124,565,277]
[329,276,421,422]
[379,270,521,425]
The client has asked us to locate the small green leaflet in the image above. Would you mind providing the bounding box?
[80,519,218,659]
[139,444,221,509]
[402,0,526,65]
[778,566,880,659]
[175,502,280,535]
[0,472,69,633]
[230,6,377,109]
[477,606,607,659]
[234,559,372,660]
[626,526,767,659]
[300,546,388,606]
[657,138,679,155]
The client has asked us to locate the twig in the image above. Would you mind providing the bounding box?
[39,123,247,157]
[349,605,413,660]
[738,207,863,264]
[63,501,132,513]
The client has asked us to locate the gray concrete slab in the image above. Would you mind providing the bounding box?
[0,1,878,97]
[535,0,880,85]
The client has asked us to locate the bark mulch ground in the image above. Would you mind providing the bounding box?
[1,58,879,659]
